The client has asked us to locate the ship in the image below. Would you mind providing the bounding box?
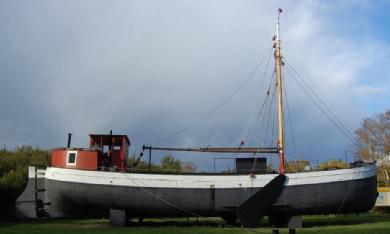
[17,9,377,229]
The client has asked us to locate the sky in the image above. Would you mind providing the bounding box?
[0,0,389,171]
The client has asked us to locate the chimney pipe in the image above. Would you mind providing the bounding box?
[67,133,72,148]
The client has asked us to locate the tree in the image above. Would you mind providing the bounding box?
[355,110,390,185]
[161,155,181,172]
[127,155,189,173]
[319,160,348,171]
[0,167,26,202]
[181,162,196,173]
[0,146,50,203]
[285,160,310,173]
[127,157,161,172]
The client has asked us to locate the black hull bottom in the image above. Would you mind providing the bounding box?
[45,176,377,218]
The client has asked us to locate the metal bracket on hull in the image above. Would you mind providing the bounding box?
[237,174,286,228]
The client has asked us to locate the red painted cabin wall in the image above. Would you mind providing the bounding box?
[51,149,99,170]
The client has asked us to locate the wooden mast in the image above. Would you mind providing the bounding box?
[275,8,285,174]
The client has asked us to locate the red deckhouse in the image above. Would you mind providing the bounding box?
[51,134,130,171]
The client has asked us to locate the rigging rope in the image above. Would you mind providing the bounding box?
[284,60,361,148]
[283,75,298,157]
[282,48,361,148]
[287,61,358,143]
[240,49,274,145]
[262,80,277,148]
[286,60,361,147]
[246,68,275,146]
[269,81,277,148]
[247,72,275,176]
[251,82,277,174]
[145,48,274,146]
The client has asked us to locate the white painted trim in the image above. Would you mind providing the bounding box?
[66,151,78,166]
[45,164,376,189]
[28,166,46,178]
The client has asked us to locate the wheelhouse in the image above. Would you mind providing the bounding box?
[51,133,130,171]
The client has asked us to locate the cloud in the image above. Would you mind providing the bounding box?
[353,85,386,95]
[0,0,389,171]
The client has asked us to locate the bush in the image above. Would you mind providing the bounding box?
[0,146,50,203]
[319,160,348,170]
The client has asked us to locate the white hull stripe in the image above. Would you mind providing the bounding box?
[45,164,376,189]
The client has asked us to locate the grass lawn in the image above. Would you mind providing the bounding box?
[0,213,389,234]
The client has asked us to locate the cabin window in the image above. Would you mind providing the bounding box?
[103,145,109,153]
[66,151,77,165]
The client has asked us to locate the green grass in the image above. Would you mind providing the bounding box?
[0,213,389,234]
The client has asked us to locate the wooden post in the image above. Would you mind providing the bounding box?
[148,149,152,171]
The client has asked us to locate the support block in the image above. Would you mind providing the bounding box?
[109,209,128,227]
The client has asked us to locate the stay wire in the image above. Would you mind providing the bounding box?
[270,82,277,148]
[250,79,276,174]
[268,82,278,162]
[258,69,276,143]
[287,61,358,143]
[260,81,276,150]
[283,62,360,148]
[282,75,298,157]
[261,91,272,148]
[246,64,275,144]
[284,65,356,147]
[247,86,270,145]
[241,50,274,144]
[264,65,278,147]
[284,60,361,147]
[146,48,274,146]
